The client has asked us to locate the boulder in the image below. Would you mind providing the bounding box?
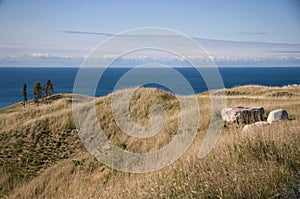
[221,106,265,124]
[242,121,270,132]
[267,109,288,124]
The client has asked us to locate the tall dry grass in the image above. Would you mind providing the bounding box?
[0,85,299,198]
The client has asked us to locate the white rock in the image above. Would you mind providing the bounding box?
[221,106,265,124]
[242,121,270,132]
[267,109,288,124]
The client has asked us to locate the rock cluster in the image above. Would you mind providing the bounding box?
[221,107,289,132]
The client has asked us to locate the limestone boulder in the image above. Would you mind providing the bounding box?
[242,121,270,132]
[221,106,265,124]
[267,109,288,124]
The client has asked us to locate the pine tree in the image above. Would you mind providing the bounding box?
[22,83,27,107]
[33,82,42,104]
[46,80,54,96]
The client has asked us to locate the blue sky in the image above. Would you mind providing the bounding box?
[0,0,299,67]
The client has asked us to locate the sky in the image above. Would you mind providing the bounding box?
[0,0,299,67]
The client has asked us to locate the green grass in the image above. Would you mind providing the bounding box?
[289,114,298,120]
[0,109,10,114]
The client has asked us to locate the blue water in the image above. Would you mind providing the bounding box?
[0,67,300,108]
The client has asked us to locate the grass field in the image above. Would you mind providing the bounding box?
[0,85,299,198]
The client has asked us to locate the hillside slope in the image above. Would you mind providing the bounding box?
[0,85,300,198]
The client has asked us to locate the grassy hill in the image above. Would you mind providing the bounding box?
[0,85,300,198]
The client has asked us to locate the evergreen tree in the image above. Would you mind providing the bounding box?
[41,84,46,98]
[46,80,54,96]
[33,82,42,104]
[22,83,27,107]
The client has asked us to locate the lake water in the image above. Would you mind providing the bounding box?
[0,67,300,108]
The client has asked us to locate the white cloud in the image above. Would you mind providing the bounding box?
[1,52,300,67]
[0,37,299,67]
[0,53,85,66]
